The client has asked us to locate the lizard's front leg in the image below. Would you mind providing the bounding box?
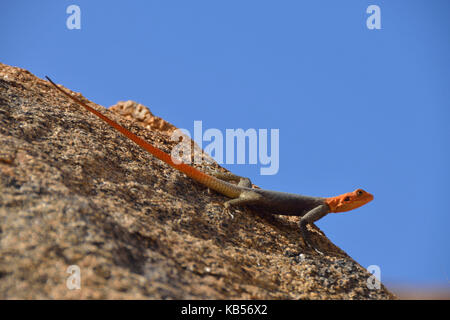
[298,204,330,255]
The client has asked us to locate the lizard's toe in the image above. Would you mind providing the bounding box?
[303,239,324,255]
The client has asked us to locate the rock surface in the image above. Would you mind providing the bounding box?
[109,100,176,134]
[0,62,396,299]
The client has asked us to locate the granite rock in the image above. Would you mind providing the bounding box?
[0,62,395,299]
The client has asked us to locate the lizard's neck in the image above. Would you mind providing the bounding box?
[324,196,345,213]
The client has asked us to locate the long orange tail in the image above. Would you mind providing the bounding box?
[45,76,241,198]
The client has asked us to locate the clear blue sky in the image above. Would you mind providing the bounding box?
[1,1,449,289]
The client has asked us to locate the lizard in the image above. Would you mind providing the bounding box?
[45,76,374,254]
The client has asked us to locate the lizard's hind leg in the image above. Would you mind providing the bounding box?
[223,190,263,218]
[209,171,252,188]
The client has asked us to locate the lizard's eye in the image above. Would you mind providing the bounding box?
[344,196,350,202]
[357,190,364,196]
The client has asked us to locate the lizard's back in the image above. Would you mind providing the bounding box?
[242,188,325,216]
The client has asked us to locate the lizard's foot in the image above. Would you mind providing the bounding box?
[311,245,324,255]
[301,232,324,255]
[303,240,324,255]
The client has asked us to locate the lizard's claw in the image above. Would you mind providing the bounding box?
[303,239,324,255]
[311,246,324,255]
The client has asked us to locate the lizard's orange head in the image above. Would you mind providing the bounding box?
[325,189,374,213]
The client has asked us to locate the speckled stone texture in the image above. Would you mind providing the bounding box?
[0,62,396,299]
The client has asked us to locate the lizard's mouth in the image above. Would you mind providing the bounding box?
[351,194,374,209]
[364,193,374,202]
